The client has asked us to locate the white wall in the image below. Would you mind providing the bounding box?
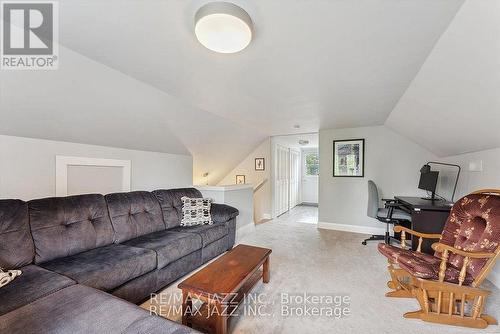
[318,125,436,232]
[197,185,254,240]
[442,147,500,288]
[67,165,125,196]
[218,138,271,223]
[0,135,193,200]
[442,148,500,198]
[385,0,500,157]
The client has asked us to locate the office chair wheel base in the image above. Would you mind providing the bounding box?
[362,235,385,245]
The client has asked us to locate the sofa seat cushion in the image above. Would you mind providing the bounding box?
[211,203,239,224]
[122,313,200,334]
[397,253,474,286]
[378,243,442,265]
[0,284,195,334]
[123,230,202,269]
[41,244,156,291]
[0,265,75,316]
[171,223,228,247]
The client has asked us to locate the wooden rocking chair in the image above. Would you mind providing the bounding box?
[378,189,500,329]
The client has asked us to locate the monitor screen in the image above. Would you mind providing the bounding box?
[418,171,439,193]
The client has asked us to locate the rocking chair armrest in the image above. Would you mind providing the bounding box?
[393,226,441,239]
[432,242,496,259]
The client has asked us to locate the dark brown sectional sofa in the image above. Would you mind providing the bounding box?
[0,188,239,333]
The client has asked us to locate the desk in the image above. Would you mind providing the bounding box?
[395,196,453,254]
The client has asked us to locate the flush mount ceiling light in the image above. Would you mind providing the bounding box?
[195,2,253,53]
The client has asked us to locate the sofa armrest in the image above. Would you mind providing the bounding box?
[211,203,239,224]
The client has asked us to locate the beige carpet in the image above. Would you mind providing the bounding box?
[142,207,500,333]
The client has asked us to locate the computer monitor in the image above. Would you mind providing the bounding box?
[418,169,439,200]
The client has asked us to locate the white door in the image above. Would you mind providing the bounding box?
[275,144,290,216]
[289,149,301,209]
[301,149,319,204]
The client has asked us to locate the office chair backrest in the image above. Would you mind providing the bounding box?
[367,180,379,218]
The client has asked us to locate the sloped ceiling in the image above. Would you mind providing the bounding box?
[0,46,189,155]
[0,46,266,185]
[386,0,500,157]
[58,0,463,134]
[0,0,467,184]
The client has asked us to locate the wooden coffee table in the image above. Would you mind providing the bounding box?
[178,244,272,334]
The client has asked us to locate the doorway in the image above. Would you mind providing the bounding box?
[301,148,319,204]
[271,133,319,218]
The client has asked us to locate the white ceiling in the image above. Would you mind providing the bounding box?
[1,0,474,184]
[386,0,500,157]
[274,133,318,149]
[56,0,463,134]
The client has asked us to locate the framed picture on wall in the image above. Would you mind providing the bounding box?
[255,158,265,171]
[333,139,365,177]
[236,175,246,184]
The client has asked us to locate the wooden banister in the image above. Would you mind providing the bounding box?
[253,178,268,193]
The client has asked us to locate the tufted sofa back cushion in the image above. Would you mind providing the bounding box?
[0,200,34,269]
[105,191,165,243]
[438,193,500,279]
[153,188,203,229]
[29,194,115,264]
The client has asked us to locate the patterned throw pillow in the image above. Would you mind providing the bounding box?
[180,197,213,226]
[0,268,22,288]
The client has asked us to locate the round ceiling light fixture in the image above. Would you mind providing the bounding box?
[195,2,253,54]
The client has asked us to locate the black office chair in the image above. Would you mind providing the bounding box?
[362,180,412,245]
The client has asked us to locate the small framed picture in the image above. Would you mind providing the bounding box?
[333,139,365,177]
[236,175,246,184]
[255,158,265,171]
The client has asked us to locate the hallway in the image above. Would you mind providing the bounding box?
[273,205,318,225]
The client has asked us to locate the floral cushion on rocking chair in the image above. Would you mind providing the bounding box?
[378,243,441,265]
[379,193,500,285]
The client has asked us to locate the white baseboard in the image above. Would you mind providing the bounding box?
[317,222,386,235]
[261,213,272,220]
[236,222,256,242]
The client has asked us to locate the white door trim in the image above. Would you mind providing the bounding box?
[55,156,131,196]
[289,148,301,209]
